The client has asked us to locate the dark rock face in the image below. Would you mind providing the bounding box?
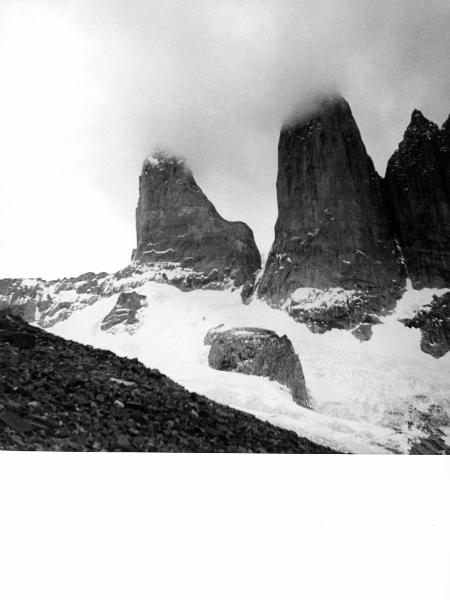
[257,95,405,331]
[402,292,450,358]
[0,311,334,453]
[133,152,261,288]
[100,291,147,333]
[205,327,310,408]
[385,111,450,288]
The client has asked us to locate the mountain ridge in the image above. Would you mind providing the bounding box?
[1,95,448,346]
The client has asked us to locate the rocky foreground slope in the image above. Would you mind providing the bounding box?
[0,311,333,452]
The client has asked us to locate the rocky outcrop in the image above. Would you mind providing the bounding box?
[100,291,147,333]
[132,151,261,288]
[385,111,450,288]
[402,292,450,358]
[0,311,333,453]
[204,327,310,408]
[257,95,405,331]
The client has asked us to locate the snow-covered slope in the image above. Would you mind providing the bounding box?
[49,279,450,454]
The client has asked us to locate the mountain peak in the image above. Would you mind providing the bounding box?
[134,151,261,287]
[411,108,426,120]
[315,93,348,108]
[385,108,450,288]
[282,93,349,130]
[405,110,438,137]
[258,95,403,331]
[142,150,189,175]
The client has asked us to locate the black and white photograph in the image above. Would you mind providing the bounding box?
[0,0,449,596]
[1,0,449,455]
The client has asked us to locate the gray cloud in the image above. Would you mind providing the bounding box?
[1,0,449,276]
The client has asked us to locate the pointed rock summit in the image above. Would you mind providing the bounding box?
[257,95,404,331]
[132,151,261,288]
[385,112,450,288]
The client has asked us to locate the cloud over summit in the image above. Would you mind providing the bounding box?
[1,0,449,277]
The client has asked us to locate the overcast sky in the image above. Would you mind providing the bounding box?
[1,0,449,278]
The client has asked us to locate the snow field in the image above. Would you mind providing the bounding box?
[49,281,450,454]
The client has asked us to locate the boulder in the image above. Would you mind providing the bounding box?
[205,327,310,408]
[351,323,373,342]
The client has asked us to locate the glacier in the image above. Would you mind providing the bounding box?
[47,278,450,454]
